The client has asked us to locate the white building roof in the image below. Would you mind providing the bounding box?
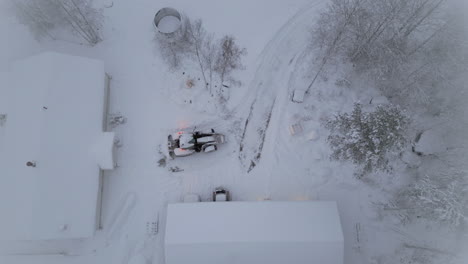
[165,201,344,264]
[0,52,113,241]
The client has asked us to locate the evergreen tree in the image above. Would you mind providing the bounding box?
[325,103,409,176]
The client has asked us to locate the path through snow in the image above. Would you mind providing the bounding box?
[238,0,326,172]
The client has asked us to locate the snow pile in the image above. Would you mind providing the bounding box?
[90,132,116,170]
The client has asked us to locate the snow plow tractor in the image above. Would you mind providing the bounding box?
[168,129,225,158]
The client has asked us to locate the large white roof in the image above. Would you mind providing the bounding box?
[165,201,344,264]
[0,52,113,240]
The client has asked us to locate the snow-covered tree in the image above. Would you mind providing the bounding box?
[308,0,455,108]
[307,0,363,91]
[396,173,468,227]
[395,107,468,227]
[12,0,103,45]
[325,103,409,176]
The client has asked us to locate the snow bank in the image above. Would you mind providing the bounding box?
[90,132,116,170]
[414,128,449,155]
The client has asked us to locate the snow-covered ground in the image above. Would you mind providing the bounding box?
[1,0,467,263]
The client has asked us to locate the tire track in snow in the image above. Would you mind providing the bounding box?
[238,1,326,172]
[262,48,316,195]
[266,47,312,163]
[106,192,137,241]
[247,98,275,172]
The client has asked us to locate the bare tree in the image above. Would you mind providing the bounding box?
[54,0,103,45]
[308,0,452,108]
[214,35,247,87]
[185,19,214,92]
[12,0,57,40]
[307,0,364,92]
[156,17,246,97]
[12,0,103,45]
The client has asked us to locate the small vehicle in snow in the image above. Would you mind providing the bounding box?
[168,129,225,158]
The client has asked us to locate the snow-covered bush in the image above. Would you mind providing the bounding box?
[12,0,103,45]
[325,103,409,176]
[394,120,468,228]
[396,173,468,228]
[156,17,246,97]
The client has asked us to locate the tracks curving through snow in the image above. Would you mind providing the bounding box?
[237,1,326,172]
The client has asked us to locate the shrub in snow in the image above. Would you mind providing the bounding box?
[388,101,468,227]
[12,0,103,45]
[396,174,468,228]
[325,103,409,176]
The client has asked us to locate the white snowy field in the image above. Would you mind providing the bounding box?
[1,0,467,264]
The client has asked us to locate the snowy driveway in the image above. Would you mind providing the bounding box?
[237,0,326,172]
